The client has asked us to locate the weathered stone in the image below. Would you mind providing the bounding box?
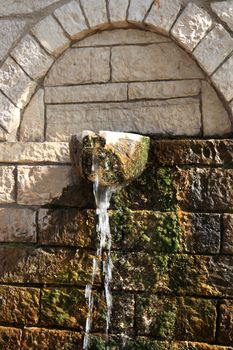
[136,296,216,342]
[128,0,154,23]
[54,1,88,40]
[46,99,201,141]
[193,24,233,74]
[0,142,69,163]
[0,327,22,349]
[129,80,201,100]
[31,16,70,57]
[0,91,20,135]
[38,209,96,247]
[0,208,36,243]
[211,1,233,31]
[171,3,212,51]
[223,214,233,254]
[111,43,204,82]
[0,19,26,62]
[0,247,98,285]
[175,168,233,212]
[218,300,233,346]
[212,53,233,101]
[108,0,129,26]
[20,89,44,142]
[202,81,231,136]
[44,47,110,86]
[0,57,36,109]
[80,0,108,28]
[145,0,181,35]
[73,28,170,47]
[110,295,134,335]
[11,34,54,80]
[153,140,233,166]
[17,166,72,205]
[45,83,127,104]
[0,166,15,204]
[0,0,60,16]
[0,286,39,324]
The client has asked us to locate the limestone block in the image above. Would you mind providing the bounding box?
[218,300,233,346]
[171,3,212,51]
[80,0,108,28]
[0,142,70,163]
[0,327,22,349]
[211,1,233,31]
[128,0,154,23]
[0,286,39,324]
[111,43,204,82]
[193,24,233,74]
[0,91,20,134]
[17,166,72,205]
[202,81,231,136]
[223,214,233,254]
[0,166,15,204]
[54,1,88,40]
[0,0,60,16]
[129,80,200,100]
[44,47,110,86]
[11,34,54,80]
[0,19,26,62]
[73,28,170,47]
[145,0,181,35]
[31,16,70,57]
[45,83,127,103]
[20,89,44,142]
[0,57,36,109]
[0,208,36,243]
[212,54,233,101]
[46,98,201,141]
[108,0,129,26]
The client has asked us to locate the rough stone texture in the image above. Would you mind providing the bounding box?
[193,24,233,74]
[0,91,20,136]
[211,1,233,31]
[45,83,127,104]
[0,208,36,243]
[0,19,26,62]
[212,53,233,101]
[20,89,45,142]
[111,294,135,334]
[0,247,98,285]
[73,28,170,47]
[46,99,201,141]
[108,0,129,26]
[0,0,60,16]
[11,34,54,80]
[17,166,72,205]
[223,214,233,254]
[44,47,110,86]
[202,81,232,136]
[129,80,201,100]
[128,0,154,23]
[0,286,39,325]
[0,166,15,204]
[22,328,82,350]
[218,300,233,346]
[145,0,181,35]
[80,0,108,28]
[171,3,212,51]
[111,43,204,82]
[31,16,70,57]
[54,1,88,40]
[0,57,36,109]
[38,209,96,247]
[0,142,70,163]
[0,327,22,349]
[136,296,216,342]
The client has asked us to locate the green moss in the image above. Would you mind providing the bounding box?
[155,213,181,253]
[88,335,117,350]
[154,309,177,339]
[125,338,175,350]
[157,168,176,211]
[56,268,91,284]
[110,207,132,245]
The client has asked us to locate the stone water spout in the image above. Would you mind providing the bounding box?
[70,130,150,349]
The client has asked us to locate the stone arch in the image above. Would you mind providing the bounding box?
[0,0,233,140]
